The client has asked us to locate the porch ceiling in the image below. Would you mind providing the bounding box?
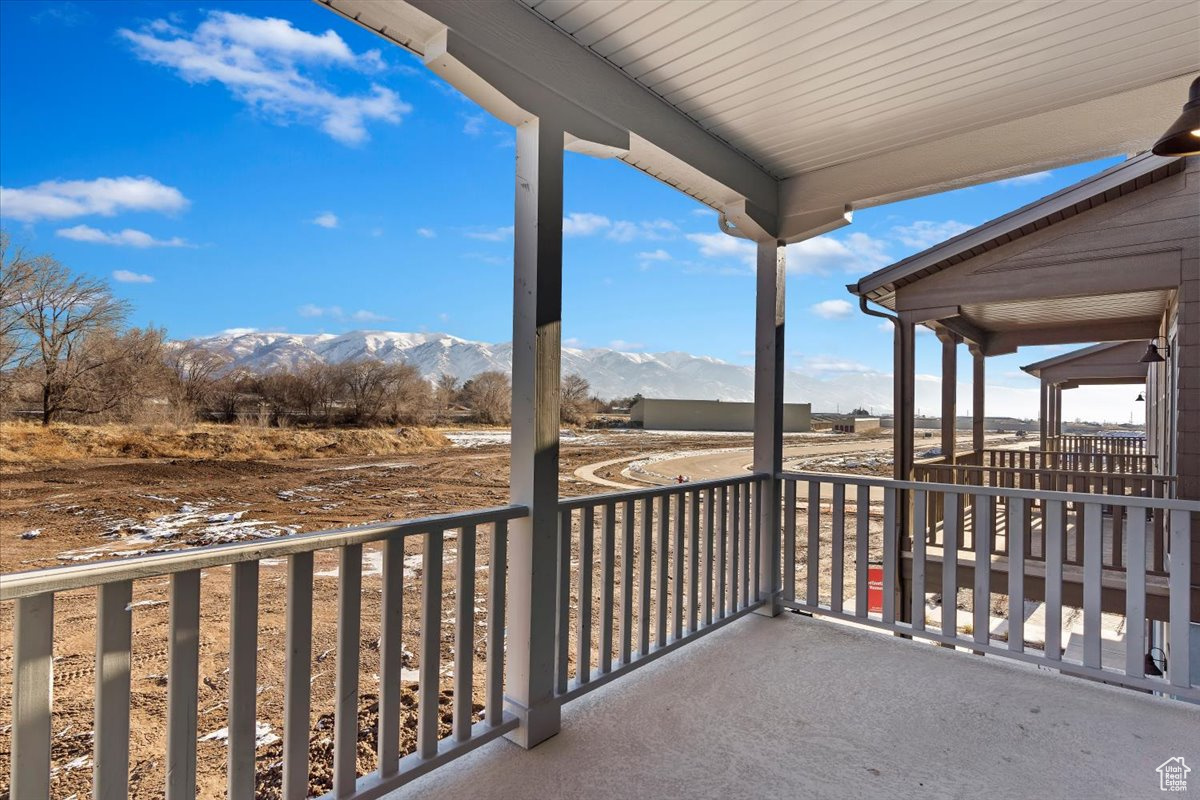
[1022,340,1151,385]
[317,0,1200,240]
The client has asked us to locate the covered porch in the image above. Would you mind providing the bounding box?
[3,1,1199,798]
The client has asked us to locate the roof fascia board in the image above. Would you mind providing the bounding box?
[348,0,779,223]
[985,319,1160,356]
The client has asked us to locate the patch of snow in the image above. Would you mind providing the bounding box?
[199,721,278,749]
[19,529,40,539]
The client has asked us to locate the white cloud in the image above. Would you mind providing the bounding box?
[811,299,854,319]
[686,231,755,267]
[312,211,338,228]
[637,249,671,262]
[462,113,486,136]
[802,356,876,374]
[416,227,436,238]
[57,225,189,248]
[112,270,155,283]
[609,339,644,351]
[120,11,408,145]
[608,219,677,243]
[563,212,610,237]
[877,320,893,333]
[297,304,390,323]
[785,232,890,275]
[997,170,1053,186]
[891,219,973,249]
[467,225,513,242]
[0,176,188,222]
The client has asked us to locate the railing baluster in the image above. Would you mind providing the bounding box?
[688,490,700,635]
[578,508,594,685]
[639,497,653,655]
[717,486,728,619]
[672,490,685,641]
[486,521,508,726]
[728,482,739,614]
[1007,497,1024,654]
[417,529,443,759]
[377,540,402,775]
[1124,510,1146,680]
[831,482,845,613]
[284,552,314,796]
[882,488,897,625]
[556,509,572,693]
[600,504,616,674]
[751,479,761,603]
[1044,500,1063,662]
[621,499,635,663]
[942,493,959,639]
[454,526,477,742]
[166,570,200,800]
[855,484,868,618]
[807,481,820,606]
[656,494,669,648]
[334,545,363,798]
[12,592,53,800]
[704,487,715,626]
[912,490,927,630]
[784,479,797,603]
[974,496,993,647]
[741,479,752,608]
[1082,504,1102,669]
[1168,510,1191,689]
[94,580,132,800]
[228,560,260,800]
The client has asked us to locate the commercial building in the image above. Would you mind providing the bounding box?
[630,397,810,432]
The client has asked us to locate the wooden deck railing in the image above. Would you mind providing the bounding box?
[979,448,1156,474]
[1046,434,1146,457]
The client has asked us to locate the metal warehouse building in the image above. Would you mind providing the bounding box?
[630,398,811,432]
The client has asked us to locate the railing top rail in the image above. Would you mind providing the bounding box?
[979,447,1153,457]
[557,472,768,511]
[779,470,1200,512]
[0,503,529,601]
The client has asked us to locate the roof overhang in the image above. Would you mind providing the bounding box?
[1021,341,1150,386]
[316,0,1199,242]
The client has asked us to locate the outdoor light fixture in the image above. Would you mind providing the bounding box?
[1136,393,1145,402]
[1139,338,1172,363]
[1151,75,1200,157]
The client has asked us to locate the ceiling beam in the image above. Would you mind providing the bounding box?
[985,319,1161,356]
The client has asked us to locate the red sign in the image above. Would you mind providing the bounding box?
[867,564,884,613]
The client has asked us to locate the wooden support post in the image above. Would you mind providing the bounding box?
[505,116,563,748]
[753,239,785,617]
[970,344,985,454]
[937,329,959,463]
[1039,378,1049,450]
[1053,384,1063,436]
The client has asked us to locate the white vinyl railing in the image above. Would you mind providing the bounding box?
[554,474,769,702]
[780,470,1198,700]
[1,505,527,800]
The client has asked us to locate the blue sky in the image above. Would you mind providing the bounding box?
[0,1,1144,422]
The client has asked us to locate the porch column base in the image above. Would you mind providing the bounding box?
[503,697,561,749]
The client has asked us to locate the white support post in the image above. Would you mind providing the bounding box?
[754,239,785,617]
[505,116,563,749]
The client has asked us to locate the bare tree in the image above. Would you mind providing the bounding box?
[433,372,459,422]
[560,372,598,426]
[165,343,230,421]
[462,370,511,424]
[388,363,434,424]
[339,358,398,426]
[10,254,131,424]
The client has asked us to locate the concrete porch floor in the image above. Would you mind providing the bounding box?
[388,614,1198,800]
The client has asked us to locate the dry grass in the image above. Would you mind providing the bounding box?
[0,421,448,463]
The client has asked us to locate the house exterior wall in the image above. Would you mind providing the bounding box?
[631,398,811,432]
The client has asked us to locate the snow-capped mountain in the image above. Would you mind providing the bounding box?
[183,329,904,411]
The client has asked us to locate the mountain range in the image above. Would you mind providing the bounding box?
[184,329,1011,416]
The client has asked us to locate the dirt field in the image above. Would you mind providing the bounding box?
[0,427,897,798]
